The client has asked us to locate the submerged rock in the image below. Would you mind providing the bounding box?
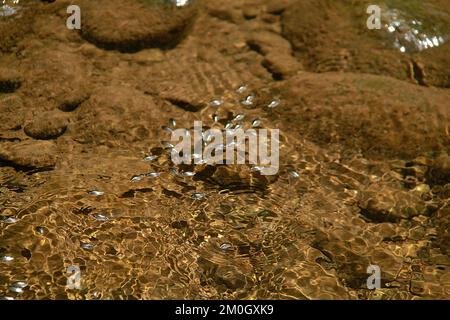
[358,182,429,222]
[0,140,58,169]
[273,72,450,160]
[80,0,198,52]
[71,86,161,145]
[24,111,69,140]
[20,48,91,110]
[281,0,450,87]
[0,95,24,131]
[428,154,450,185]
[0,67,22,93]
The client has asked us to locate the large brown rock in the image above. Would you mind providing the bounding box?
[80,0,198,52]
[19,46,91,111]
[24,111,69,140]
[272,72,450,160]
[0,140,58,169]
[281,0,450,87]
[71,86,163,146]
[0,95,24,131]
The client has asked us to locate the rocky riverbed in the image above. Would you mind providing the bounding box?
[0,0,449,299]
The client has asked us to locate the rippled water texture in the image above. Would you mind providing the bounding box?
[0,0,449,300]
[379,0,450,53]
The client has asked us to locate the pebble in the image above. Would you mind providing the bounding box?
[1,216,17,224]
[169,118,177,127]
[162,125,173,134]
[210,99,223,107]
[1,255,14,262]
[181,171,195,177]
[162,141,174,149]
[212,114,220,122]
[267,98,281,108]
[93,213,110,222]
[241,95,255,106]
[143,155,158,161]
[172,0,193,7]
[88,190,104,196]
[251,166,264,173]
[24,111,69,140]
[35,226,45,235]
[287,168,300,178]
[191,192,206,200]
[145,172,160,178]
[219,243,233,251]
[0,140,58,169]
[234,113,245,121]
[80,243,94,250]
[11,281,27,289]
[130,175,144,182]
[9,281,27,294]
[236,85,248,94]
[9,286,23,294]
[252,119,261,127]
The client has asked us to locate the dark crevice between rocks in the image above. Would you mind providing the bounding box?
[162,188,183,199]
[0,137,21,142]
[73,206,95,215]
[120,188,153,198]
[358,206,401,223]
[246,42,285,81]
[58,96,89,112]
[219,183,268,195]
[193,165,273,195]
[246,41,265,55]
[426,169,450,187]
[261,60,284,81]
[0,82,21,93]
[79,12,196,54]
[382,235,406,243]
[80,34,185,54]
[24,127,67,140]
[311,242,335,264]
[166,98,204,112]
[411,59,427,86]
[3,186,25,193]
[0,159,54,174]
